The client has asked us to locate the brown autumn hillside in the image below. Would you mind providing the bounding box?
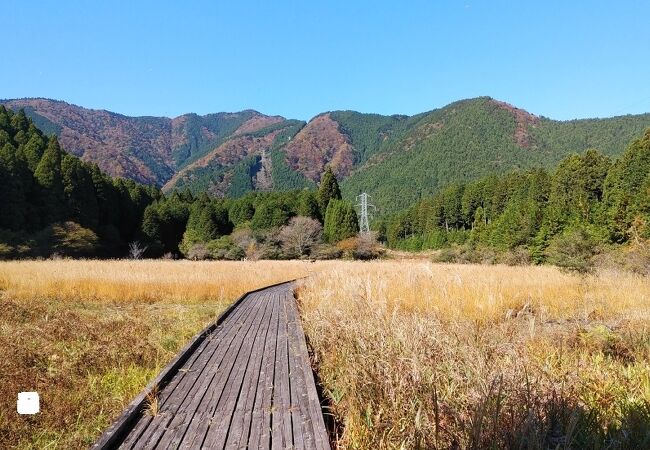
[3,97,650,214]
[0,98,287,186]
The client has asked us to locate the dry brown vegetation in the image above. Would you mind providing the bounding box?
[2,259,649,449]
[284,113,354,182]
[0,260,318,449]
[297,262,650,449]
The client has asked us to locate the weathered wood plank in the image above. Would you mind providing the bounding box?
[271,296,293,449]
[286,291,317,450]
[93,280,330,450]
[118,300,253,449]
[247,293,280,450]
[162,293,269,449]
[128,294,262,449]
[286,291,331,450]
[224,292,276,449]
[205,291,275,448]
[92,281,265,450]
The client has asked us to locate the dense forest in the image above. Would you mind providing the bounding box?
[339,98,650,214]
[0,108,359,260]
[382,129,650,272]
[6,97,650,218]
[2,105,649,268]
[139,166,360,260]
[0,106,159,258]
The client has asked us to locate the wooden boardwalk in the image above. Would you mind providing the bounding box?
[92,281,330,450]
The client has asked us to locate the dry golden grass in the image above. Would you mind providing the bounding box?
[0,259,324,304]
[2,259,649,449]
[297,262,650,449]
[0,260,320,450]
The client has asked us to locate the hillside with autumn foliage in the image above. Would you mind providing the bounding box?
[3,97,650,215]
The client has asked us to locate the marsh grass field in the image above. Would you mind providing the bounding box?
[0,260,319,449]
[0,260,649,449]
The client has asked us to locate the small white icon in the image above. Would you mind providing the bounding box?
[17,392,40,415]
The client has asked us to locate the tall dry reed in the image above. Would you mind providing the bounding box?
[298,262,650,449]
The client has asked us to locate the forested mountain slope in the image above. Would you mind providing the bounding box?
[381,129,650,273]
[0,98,289,186]
[3,97,650,215]
[339,98,650,213]
[0,106,159,257]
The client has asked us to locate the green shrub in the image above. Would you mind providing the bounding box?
[545,227,600,274]
[35,222,99,257]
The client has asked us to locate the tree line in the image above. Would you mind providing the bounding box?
[0,107,365,260]
[381,129,650,271]
[140,166,360,259]
[0,106,159,257]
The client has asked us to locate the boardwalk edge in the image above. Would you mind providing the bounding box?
[91,279,296,450]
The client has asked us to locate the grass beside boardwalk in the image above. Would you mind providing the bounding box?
[298,262,650,449]
[0,260,318,450]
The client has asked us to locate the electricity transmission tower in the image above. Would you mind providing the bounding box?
[355,192,375,233]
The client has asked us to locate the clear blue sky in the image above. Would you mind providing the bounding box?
[3,0,650,120]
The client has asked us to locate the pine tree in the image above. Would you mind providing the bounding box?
[33,136,66,225]
[0,142,28,230]
[22,132,47,172]
[10,109,29,134]
[250,199,291,230]
[229,197,255,226]
[61,155,99,229]
[142,195,192,256]
[0,106,10,132]
[317,166,342,216]
[603,129,650,242]
[323,199,359,242]
[298,190,321,221]
[180,200,232,255]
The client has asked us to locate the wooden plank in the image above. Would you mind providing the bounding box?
[206,291,275,448]
[157,292,269,449]
[247,293,281,450]
[193,291,273,448]
[286,291,331,450]
[91,281,268,450]
[286,291,316,450]
[271,294,294,449]
[118,299,253,449]
[92,280,331,450]
[126,294,262,449]
[223,291,276,449]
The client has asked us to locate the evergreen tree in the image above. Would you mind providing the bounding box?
[22,131,47,171]
[141,195,192,256]
[323,199,359,242]
[298,190,321,221]
[61,155,99,229]
[317,166,342,216]
[470,206,487,242]
[10,109,29,134]
[229,196,255,226]
[0,106,10,132]
[180,199,232,255]
[89,164,120,229]
[0,142,28,230]
[250,199,292,230]
[603,129,650,242]
[33,136,66,225]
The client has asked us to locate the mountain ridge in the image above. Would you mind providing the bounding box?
[3,96,650,214]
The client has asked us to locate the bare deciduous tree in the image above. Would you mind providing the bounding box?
[128,241,148,259]
[278,216,322,258]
